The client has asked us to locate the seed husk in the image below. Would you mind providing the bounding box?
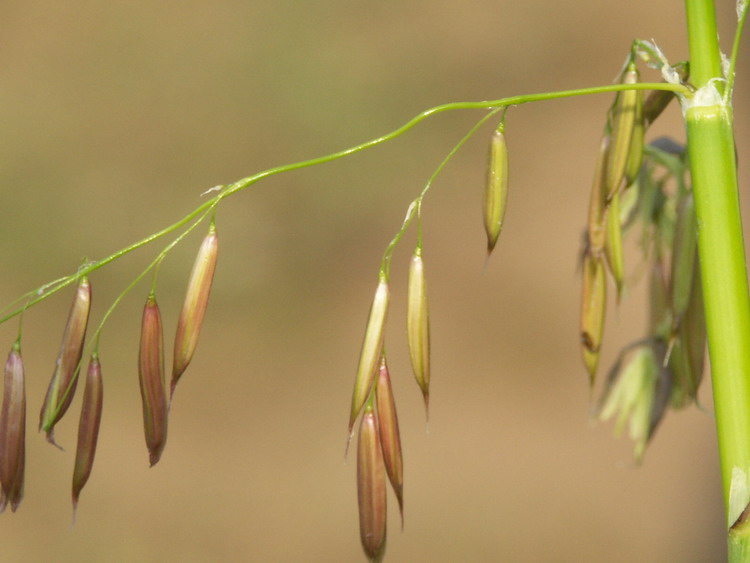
[39,276,92,447]
[139,293,168,466]
[604,191,625,297]
[587,136,610,255]
[72,353,104,515]
[357,399,387,562]
[171,222,219,398]
[483,125,509,255]
[406,248,430,414]
[0,341,25,513]
[606,63,640,200]
[348,276,390,435]
[374,354,403,525]
[580,253,607,384]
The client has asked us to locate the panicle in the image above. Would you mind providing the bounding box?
[0,341,26,513]
[171,221,219,398]
[406,248,430,414]
[139,293,168,466]
[72,353,104,514]
[39,275,92,447]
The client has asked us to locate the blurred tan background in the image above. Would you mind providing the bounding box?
[1,1,748,561]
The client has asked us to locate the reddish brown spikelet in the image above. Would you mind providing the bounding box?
[374,355,404,526]
[39,276,92,447]
[72,353,104,514]
[0,341,26,513]
[139,293,168,466]
[357,401,387,561]
[171,222,219,398]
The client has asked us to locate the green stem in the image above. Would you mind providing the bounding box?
[0,83,687,326]
[685,0,750,559]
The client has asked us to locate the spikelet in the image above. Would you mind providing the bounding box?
[606,63,639,200]
[604,190,625,296]
[624,87,644,188]
[72,353,104,515]
[0,341,25,513]
[171,221,219,398]
[39,276,92,447]
[374,354,403,525]
[348,276,390,435]
[357,399,387,561]
[483,124,509,255]
[580,253,607,384]
[587,136,610,255]
[406,247,430,414]
[139,293,168,466]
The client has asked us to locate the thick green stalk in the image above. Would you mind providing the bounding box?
[685,0,750,558]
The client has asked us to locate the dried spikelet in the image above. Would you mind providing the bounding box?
[357,400,387,562]
[599,344,657,461]
[374,355,403,526]
[39,276,92,447]
[72,353,104,515]
[0,341,25,513]
[139,293,168,466]
[587,136,610,255]
[670,193,697,319]
[483,125,509,255]
[606,63,639,200]
[580,253,607,384]
[348,276,390,435]
[604,191,625,296]
[406,247,430,414]
[171,221,219,398]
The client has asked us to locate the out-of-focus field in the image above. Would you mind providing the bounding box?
[0,1,746,561]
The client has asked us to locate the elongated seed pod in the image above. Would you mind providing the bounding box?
[604,191,625,296]
[580,253,607,384]
[139,294,168,466]
[606,63,639,200]
[670,193,697,319]
[483,125,509,255]
[406,248,430,414]
[374,355,403,526]
[587,136,610,254]
[348,277,390,434]
[171,222,219,398]
[0,341,25,513]
[357,400,387,562]
[72,354,104,514]
[39,276,92,447]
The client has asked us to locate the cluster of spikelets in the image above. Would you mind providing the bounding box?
[0,221,218,515]
[578,54,705,460]
[348,117,509,562]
